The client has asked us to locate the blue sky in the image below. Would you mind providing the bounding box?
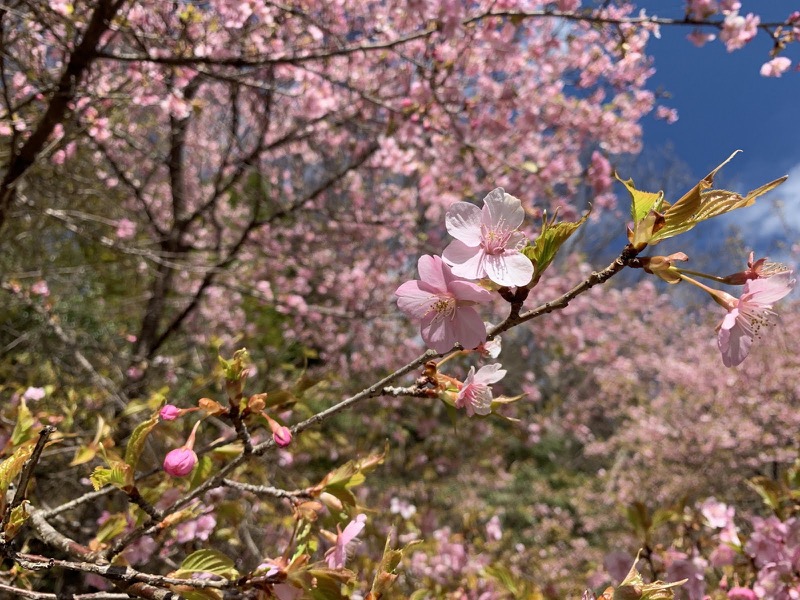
[633,1,800,259]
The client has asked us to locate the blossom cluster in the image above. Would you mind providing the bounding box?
[395,188,532,354]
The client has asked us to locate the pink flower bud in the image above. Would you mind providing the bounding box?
[272,425,292,448]
[159,404,181,421]
[163,420,201,477]
[264,412,292,447]
[163,447,198,477]
[728,588,757,600]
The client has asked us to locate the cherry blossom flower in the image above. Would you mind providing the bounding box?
[325,514,367,569]
[760,56,792,77]
[396,255,493,353]
[442,188,534,287]
[699,497,734,529]
[115,218,137,239]
[264,413,292,447]
[455,363,507,416]
[30,280,50,297]
[687,29,716,47]
[716,271,795,367]
[719,12,759,51]
[720,251,789,284]
[22,386,46,401]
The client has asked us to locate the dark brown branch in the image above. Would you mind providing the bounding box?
[4,426,55,524]
[0,0,128,231]
[93,9,793,70]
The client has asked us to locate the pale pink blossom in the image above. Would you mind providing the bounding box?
[686,0,718,20]
[719,12,759,51]
[396,255,492,353]
[687,29,716,47]
[700,497,734,529]
[655,106,679,124]
[115,218,137,239]
[456,363,506,417]
[716,271,795,367]
[710,543,737,567]
[325,514,366,569]
[22,386,46,401]
[30,280,50,297]
[442,188,533,287]
[760,56,792,77]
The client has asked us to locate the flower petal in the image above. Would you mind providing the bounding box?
[449,306,487,350]
[449,280,493,303]
[718,310,752,367]
[484,252,533,287]
[474,363,507,385]
[445,202,482,245]
[416,254,448,292]
[421,313,456,354]
[743,271,795,305]
[443,240,486,280]
[482,188,524,230]
[395,281,435,320]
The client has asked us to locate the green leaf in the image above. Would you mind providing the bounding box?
[524,209,590,281]
[175,589,223,600]
[652,177,786,243]
[747,476,786,516]
[625,501,652,540]
[11,398,35,447]
[617,175,664,222]
[124,416,159,471]
[0,443,34,496]
[657,150,741,230]
[4,500,31,540]
[89,462,133,491]
[69,444,99,467]
[370,537,422,598]
[172,549,239,580]
[306,568,355,600]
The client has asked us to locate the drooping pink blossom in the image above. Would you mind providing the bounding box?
[716,270,795,367]
[687,29,716,47]
[325,514,367,569]
[442,188,534,287]
[395,255,493,354]
[760,56,792,77]
[455,363,506,417]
